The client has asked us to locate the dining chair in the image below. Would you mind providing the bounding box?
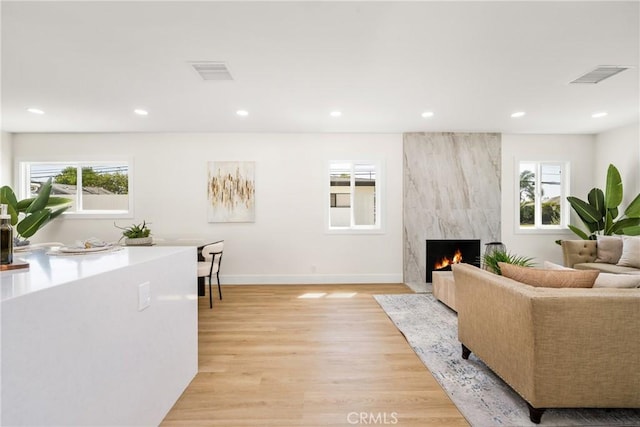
[197,240,224,308]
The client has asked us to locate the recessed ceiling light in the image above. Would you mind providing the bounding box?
[236,110,249,116]
[134,109,148,116]
[592,111,608,118]
[27,108,44,115]
[511,111,526,118]
[421,111,434,118]
[330,111,342,117]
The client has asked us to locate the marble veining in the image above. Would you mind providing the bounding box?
[403,132,501,283]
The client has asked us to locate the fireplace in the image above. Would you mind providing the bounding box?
[426,239,481,282]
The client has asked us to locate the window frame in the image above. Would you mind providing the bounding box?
[516,160,570,233]
[16,157,134,219]
[326,160,384,234]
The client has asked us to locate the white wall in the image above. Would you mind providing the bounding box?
[595,122,640,207]
[501,134,596,265]
[0,131,12,186]
[12,132,403,284]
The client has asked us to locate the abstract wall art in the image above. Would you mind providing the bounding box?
[207,161,256,222]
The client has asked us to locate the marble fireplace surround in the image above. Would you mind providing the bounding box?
[403,132,501,284]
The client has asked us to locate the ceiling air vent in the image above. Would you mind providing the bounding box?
[190,61,233,81]
[570,66,630,84]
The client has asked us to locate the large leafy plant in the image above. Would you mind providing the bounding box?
[567,164,640,239]
[0,178,72,244]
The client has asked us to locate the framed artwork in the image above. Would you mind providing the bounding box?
[207,161,256,222]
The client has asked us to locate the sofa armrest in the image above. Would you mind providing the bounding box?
[453,264,538,400]
[561,239,597,267]
[528,290,640,408]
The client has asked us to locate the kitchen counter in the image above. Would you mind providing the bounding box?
[1,246,198,426]
[2,246,192,301]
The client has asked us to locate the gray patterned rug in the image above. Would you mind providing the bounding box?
[374,293,640,427]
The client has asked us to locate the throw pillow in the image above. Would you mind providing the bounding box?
[595,235,623,264]
[543,260,640,288]
[499,262,599,288]
[617,236,640,269]
[594,273,640,289]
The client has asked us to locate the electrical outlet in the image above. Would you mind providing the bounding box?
[138,282,151,311]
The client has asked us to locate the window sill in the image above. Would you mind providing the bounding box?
[62,211,133,220]
[515,227,575,235]
[326,227,385,235]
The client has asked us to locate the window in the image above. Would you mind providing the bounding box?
[328,161,382,231]
[518,161,568,230]
[19,160,133,217]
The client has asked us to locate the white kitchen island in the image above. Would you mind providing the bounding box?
[1,246,198,426]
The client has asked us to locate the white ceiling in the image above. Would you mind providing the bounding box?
[1,1,639,134]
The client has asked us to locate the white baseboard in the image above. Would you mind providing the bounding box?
[218,273,403,285]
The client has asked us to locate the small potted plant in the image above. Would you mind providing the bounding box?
[481,250,534,275]
[115,220,152,246]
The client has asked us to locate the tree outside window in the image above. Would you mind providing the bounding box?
[21,161,132,216]
[519,161,568,230]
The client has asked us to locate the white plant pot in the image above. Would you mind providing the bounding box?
[124,236,153,246]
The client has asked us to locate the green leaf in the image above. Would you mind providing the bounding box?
[625,193,640,218]
[586,219,602,233]
[568,224,590,240]
[622,225,640,236]
[0,185,18,209]
[0,186,19,225]
[610,218,640,234]
[47,196,73,207]
[604,210,614,235]
[567,196,602,224]
[25,178,52,214]
[587,188,605,218]
[16,198,35,211]
[49,205,70,220]
[604,164,623,209]
[16,210,51,239]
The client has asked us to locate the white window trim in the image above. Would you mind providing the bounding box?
[515,159,570,234]
[325,160,385,234]
[16,157,134,219]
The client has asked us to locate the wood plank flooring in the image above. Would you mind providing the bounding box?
[161,284,468,427]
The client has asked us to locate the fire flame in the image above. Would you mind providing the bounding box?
[434,249,463,270]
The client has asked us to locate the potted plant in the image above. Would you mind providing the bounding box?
[481,250,534,275]
[115,220,152,246]
[0,178,72,246]
[566,164,640,239]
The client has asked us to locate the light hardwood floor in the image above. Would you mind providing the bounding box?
[161,284,469,427]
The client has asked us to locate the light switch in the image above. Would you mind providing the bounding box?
[138,282,151,311]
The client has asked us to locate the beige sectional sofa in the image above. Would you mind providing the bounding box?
[452,263,640,424]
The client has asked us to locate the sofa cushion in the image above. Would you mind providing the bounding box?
[560,240,597,268]
[617,236,640,269]
[574,262,640,275]
[595,235,623,264]
[499,262,599,288]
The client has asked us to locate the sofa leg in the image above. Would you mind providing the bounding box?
[526,403,545,424]
[461,343,471,360]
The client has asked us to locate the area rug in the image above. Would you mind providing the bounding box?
[374,293,640,427]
